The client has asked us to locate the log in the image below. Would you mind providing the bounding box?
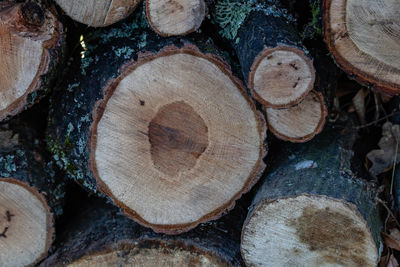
[0,2,64,121]
[40,199,243,266]
[54,0,141,27]
[0,119,64,267]
[146,0,206,36]
[323,0,400,95]
[241,122,382,266]
[47,16,266,234]
[211,0,315,108]
[266,90,327,142]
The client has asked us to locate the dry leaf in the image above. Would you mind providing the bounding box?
[388,254,399,267]
[391,229,400,242]
[0,130,18,149]
[381,93,394,103]
[381,254,389,267]
[383,232,400,251]
[367,122,400,176]
[352,89,368,125]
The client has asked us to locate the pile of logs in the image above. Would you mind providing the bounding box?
[1,0,398,265]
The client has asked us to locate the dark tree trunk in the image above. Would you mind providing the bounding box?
[241,119,382,266]
[211,0,315,108]
[40,199,244,266]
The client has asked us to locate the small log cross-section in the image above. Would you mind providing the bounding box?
[55,0,141,27]
[146,0,206,36]
[48,19,266,234]
[40,200,244,266]
[324,0,400,95]
[0,2,64,121]
[0,178,52,267]
[266,90,327,142]
[241,123,382,266]
[211,0,316,108]
[0,121,64,267]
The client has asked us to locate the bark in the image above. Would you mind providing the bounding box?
[211,0,315,108]
[0,1,64,121]
[0,118,65,267]
[241,119,382,266]
[323,0,400,95]
[47,11,266,234]
[40,199,243,266]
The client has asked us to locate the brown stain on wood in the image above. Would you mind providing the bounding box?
[290,206,367,267]
[148,101,208,177]
[166,0,184,12]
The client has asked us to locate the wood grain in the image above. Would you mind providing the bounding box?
[324,0,400,95]
[146,0,205,36]
[55,0,140,27]
[90,49,266,233]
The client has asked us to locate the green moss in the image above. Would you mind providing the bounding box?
[212,0,295,43]
[302,0,322,39]
[212,0,252,41]
[46,136,77,176]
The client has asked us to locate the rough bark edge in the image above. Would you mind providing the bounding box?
[0,177,54,267]
[241,193,379,266]
[323,0,400,96]
[145,0,205,37]
[266,90,327,143]
[248,45,316,108]
[69,240,231,265]
[88,43,267,234]
[0,4,64,121]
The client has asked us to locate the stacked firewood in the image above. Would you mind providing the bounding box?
[1,0,398,266]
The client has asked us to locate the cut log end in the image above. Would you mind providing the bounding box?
[55,0,140,27]
[249,46,316,108]
[146,0,206,36]
[266,91,327,142]
[324,0,400,95]
[65,243,230,267]
[241,195,378,267]
[0,178,53,267]
[90,46,266,234]
[0,3,61,121]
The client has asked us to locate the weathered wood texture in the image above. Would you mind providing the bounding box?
[55,0,141,27]
[211,0,315,108]
[146,0,206,36]
[0,119,64,267]
[323,0,400,95]
[0,2,64,121]
[40,199,243,266]
[241,121,382,266]
[47,12,266,234]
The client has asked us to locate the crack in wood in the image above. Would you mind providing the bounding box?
[0,227,8,238]
[6,211,14,222]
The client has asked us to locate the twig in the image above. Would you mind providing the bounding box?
[355,110,400,129]
[391,140,398,195]
[376,197,400,229]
